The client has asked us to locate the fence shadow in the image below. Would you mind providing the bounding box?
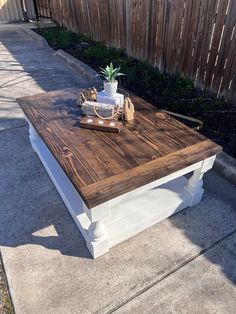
[169,170,236,284]
[0,26,92,258]
[0,121,92,259]
[0,27,236,287]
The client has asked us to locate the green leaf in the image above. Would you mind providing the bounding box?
[98,62,125,81]
[115,73,125,77]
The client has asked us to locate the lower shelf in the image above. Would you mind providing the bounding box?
[33,135,193,257]
[105,176,191,247]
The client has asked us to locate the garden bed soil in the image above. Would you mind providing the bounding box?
[35,27,236,158]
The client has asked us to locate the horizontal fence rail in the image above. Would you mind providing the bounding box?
[49,0,236,104]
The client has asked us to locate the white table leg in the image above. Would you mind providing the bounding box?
[185,155,216,206]
[88,221,107,241]
[85,203,110,258]
[28,122,41,152]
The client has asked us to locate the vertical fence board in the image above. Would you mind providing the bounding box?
[204,0,229,92]
[212,0,236,99]
[150,0,165,70]
[165,0,186,74]
[35,0,51,19]
[195,0,218,88]
[0,0,26,22]
[109,0,125,49]
[220,8,236,100]
[180,0,200,76]
[41,0,236,104]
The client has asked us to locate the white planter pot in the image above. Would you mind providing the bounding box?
[104,80,118,96]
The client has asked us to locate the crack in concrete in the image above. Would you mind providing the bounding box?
[0,124,28,135]
[106,227,236,314]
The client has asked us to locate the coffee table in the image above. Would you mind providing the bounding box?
[18,88,222,258]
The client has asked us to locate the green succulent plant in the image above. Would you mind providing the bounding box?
[98,62,125,83]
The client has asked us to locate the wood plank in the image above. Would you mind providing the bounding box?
[164,0,184,74]
[204,0,229,91]
[188,0,209,79]
[18,94,143,182]
[18,88,222,208]
[213,0,236,98]
[195,0,218,88]
[181,0,200,77]
[18,89,167,177]
[82,139,221,207]
[131,94,206,150]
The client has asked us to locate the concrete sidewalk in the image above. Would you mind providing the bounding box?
[0,26,90,131]
[0,27,236,314]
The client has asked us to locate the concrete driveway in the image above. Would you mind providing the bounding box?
[0,26,236,314]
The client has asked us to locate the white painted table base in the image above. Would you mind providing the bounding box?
[28,122,216,258]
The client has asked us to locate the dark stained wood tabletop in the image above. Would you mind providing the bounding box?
[18,88,222,208]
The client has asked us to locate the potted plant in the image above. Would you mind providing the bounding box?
[98,62,125,96]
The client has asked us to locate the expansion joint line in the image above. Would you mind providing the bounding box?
[0,124,28,135]
[106,227,236,314]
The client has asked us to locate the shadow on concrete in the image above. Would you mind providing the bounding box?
[1,29,236,282]
[0,124,92,259]
[0,28,92,258]
[168,170,236,284]
[0,28,90,94]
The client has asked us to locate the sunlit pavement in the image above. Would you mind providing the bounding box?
[0,27,236,314]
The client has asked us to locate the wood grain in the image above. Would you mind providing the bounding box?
[18,88,222,208]
[82,139,221,207]
[79,117,123,133]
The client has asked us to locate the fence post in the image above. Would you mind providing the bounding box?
[32,0,39,19]
[20,0,29,21]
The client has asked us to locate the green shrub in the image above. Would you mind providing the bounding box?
[37,27,228,115]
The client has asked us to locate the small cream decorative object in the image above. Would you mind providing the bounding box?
[103,80,118,96]
[97,90,124,106]
[124,97,135,121]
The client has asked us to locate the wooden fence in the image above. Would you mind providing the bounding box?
[34,0,51,18]
[0,0,36,22]
[50,0,236,104]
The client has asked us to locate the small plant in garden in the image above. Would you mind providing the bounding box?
[98,62,125,96]
[35,19,44,31]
